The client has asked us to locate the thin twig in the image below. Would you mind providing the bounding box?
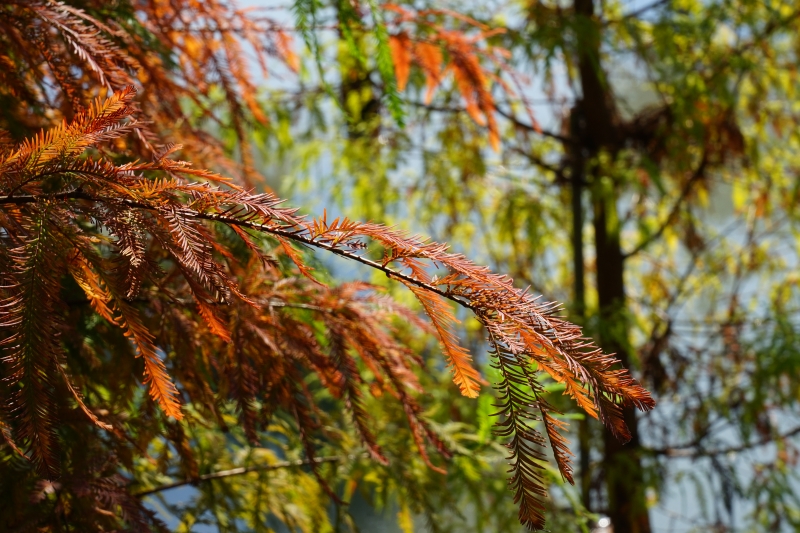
[648,425,800,458]
[267,300,332,312]
[602,0,671,25]
[133,453,366,497]
[407,100,574,145]
[623,151,707,259]
[509,146,566,182]
[494,106,576,145]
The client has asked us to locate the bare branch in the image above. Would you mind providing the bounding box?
[623,152,707,259]
[648,425,800,458]
[494,106,576,145]
[602,0,671,25]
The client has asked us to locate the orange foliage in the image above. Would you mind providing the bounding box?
[0,90,654,529]
[384,4,513,150]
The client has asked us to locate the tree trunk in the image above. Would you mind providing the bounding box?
[572,0,651,531]
[592,179,651,533]
[568,104,592,512]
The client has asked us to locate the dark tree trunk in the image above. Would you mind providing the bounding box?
[572,0,652,531]
[592,182,651,533]
[568,104,592,511]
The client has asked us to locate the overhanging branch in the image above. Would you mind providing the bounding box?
[0,190,475,312]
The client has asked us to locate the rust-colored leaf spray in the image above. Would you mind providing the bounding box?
[0,89,655,529]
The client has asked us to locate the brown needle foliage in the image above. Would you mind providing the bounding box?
[0,0,299,182]
[0,87,654,530]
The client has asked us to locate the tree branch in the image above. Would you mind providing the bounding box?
[622,152,707,259]
[0,191,475,312]
[648,425,800,458]
[133,453,365,498]
[407,100,574,145]
[494,106,576,145]
[509,146,567,182]
[267,300,332,313]
[602,0,670,25]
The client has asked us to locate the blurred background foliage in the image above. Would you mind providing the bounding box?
[246,0,800,531]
